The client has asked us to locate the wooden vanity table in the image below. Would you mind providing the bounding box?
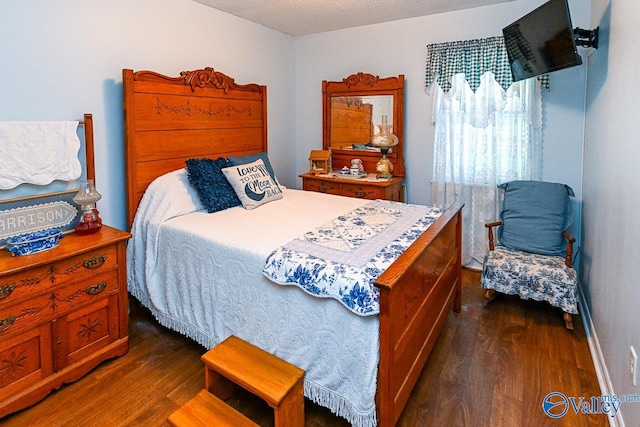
[302,72,406,202]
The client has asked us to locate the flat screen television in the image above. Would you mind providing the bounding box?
[503,0,582,82]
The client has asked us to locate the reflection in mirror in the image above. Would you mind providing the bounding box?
[330,95,394,152]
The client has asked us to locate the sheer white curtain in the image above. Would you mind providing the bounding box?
[431,72,543,268]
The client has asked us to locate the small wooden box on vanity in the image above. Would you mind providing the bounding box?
[0,225,131,418]
[300,173,404,202]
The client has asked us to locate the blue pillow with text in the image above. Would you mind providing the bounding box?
[222,159,283,209]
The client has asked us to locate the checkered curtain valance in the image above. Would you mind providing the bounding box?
[425,36,549,93]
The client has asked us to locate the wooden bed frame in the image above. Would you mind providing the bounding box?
[122,67,462,427]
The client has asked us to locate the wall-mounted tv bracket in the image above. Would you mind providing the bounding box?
[574,27,599,49]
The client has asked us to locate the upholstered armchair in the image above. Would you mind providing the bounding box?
[480,180,578,329]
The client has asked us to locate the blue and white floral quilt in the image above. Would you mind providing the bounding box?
[263,200,442,316]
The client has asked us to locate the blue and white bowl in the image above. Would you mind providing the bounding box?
[5,229,64,256]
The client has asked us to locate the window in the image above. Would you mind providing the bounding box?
[431,72,542,267]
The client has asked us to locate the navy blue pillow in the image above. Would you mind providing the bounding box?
[497,180,574,256]
[227,152,278,183]
[185,158,241,213]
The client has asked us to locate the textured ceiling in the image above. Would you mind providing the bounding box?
[192,0,515,36]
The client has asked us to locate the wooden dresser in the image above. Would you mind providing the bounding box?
[300,173,403,201]
[0,226,130,418]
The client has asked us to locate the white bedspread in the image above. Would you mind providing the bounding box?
[127,170,380,427]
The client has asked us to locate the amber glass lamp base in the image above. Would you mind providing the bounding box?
[376,150,394,179]
[75,209,103,235]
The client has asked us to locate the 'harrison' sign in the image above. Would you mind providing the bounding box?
[0,201,77,240]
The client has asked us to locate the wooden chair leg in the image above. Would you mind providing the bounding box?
[563,312,574,330]
[484,289,497,303]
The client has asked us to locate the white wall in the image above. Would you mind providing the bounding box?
[0,0,296,231]
[583,0,640,424]
[294,0,589,241]
[4,0,632,422]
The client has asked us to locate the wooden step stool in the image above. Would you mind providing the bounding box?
[168,389,258,427]
[169,335,305,427]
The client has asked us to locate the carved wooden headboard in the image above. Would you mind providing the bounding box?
[122,67,268,228]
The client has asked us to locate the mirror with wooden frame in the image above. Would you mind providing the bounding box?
[323,72,405,177]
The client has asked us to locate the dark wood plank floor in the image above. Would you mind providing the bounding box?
[2,269,607,426]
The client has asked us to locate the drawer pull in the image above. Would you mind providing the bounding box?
[84,255,107,269]
[319,184,327,193]
[0,316,15,333]
[355,189,366,198]
[86,281,107,295]
[0,283,16,300]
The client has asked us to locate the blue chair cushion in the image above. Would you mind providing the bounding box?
[481,246,578,314]
[497,180,574,256]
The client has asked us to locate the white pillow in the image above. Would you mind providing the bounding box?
[221,159,283,209]
[133,168,205,225]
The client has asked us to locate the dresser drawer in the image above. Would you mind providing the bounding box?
[0,270,118,338]
[0,246,117,305]
[303,178,341,195]
[340,183,385,199]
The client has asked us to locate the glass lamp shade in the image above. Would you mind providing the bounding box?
[371,115,399,148]
[73,179,103,235]
[371,115,398,178]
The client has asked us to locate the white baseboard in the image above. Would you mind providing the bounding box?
[578,287,625,427]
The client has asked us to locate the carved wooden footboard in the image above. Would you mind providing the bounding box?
[375,202,463,426]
